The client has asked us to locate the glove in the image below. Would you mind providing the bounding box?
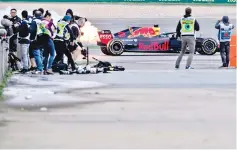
[13,22,20,28]
[3,15,10,19]
[81,47,87,59]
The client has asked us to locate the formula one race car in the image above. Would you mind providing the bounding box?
[97,25,219,56]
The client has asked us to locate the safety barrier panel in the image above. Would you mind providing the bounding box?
[0,0,236,4]
[0,38,9,83]
[230,35,236,67]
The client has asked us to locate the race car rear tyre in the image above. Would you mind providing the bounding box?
[107,40,124,56]
[195,47,205,55]
[100,47,110,55]
[197,49,205,55]
[199,38,218,55]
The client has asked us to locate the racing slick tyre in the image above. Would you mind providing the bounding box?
[198,38,218,55]
[107,39,124,56]
[100,47,110,55]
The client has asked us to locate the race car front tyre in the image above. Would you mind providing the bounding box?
[100,47,110,55]
[107,40,124,56]
[198,38,218,55]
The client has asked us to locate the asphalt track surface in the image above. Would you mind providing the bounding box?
[0,18,236,149]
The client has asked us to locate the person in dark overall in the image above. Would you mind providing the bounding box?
[9,8,21,52]
[215,16,235,68]
[68,15,87,62]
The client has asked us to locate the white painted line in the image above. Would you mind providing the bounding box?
[124,69,236,72]
[136,61,221,65]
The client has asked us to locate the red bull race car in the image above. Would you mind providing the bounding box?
[97,25,219,56]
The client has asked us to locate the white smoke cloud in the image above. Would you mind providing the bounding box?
[80,21,99,46]
[0,6,99,45]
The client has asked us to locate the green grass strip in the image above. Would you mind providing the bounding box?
[0,70,12,100]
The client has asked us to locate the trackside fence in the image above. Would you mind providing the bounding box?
[0,0,236,5]
[0,37,9,83]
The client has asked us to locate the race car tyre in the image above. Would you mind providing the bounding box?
[195,47,205,55]
[198,38,218,55]
[100,47,110,55]
[107,40,124,56]
[197,49,205,55]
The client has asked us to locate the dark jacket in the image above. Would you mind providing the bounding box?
[71,24,79,40]
[10,15,21,34]
[176,14,200,37]
[71,23,84,48]
[10,15,21,24]
[18,18,30,44]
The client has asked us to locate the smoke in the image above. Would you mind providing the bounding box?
[0,6,99,45]
[80,21,99,46]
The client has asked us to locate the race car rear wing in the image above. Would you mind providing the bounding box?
[97,30,113,46]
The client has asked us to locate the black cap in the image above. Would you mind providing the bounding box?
[21,10,28,18]
[35,10,41,17]
[185,7,192,15]
[222,16,229,23]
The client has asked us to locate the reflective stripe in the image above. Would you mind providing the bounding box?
[219,22,233,42]
[54,38,64,42]
[180,17,195,36]
[34,19,51,38]
[19,36,29,39]
[56,20,70,40]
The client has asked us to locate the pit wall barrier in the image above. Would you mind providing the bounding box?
[230,35,237,67]
[0,38,9,83]
[0,0,236,4]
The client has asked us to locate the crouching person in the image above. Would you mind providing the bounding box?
[53,15,76,72]
[69,16,87,61]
